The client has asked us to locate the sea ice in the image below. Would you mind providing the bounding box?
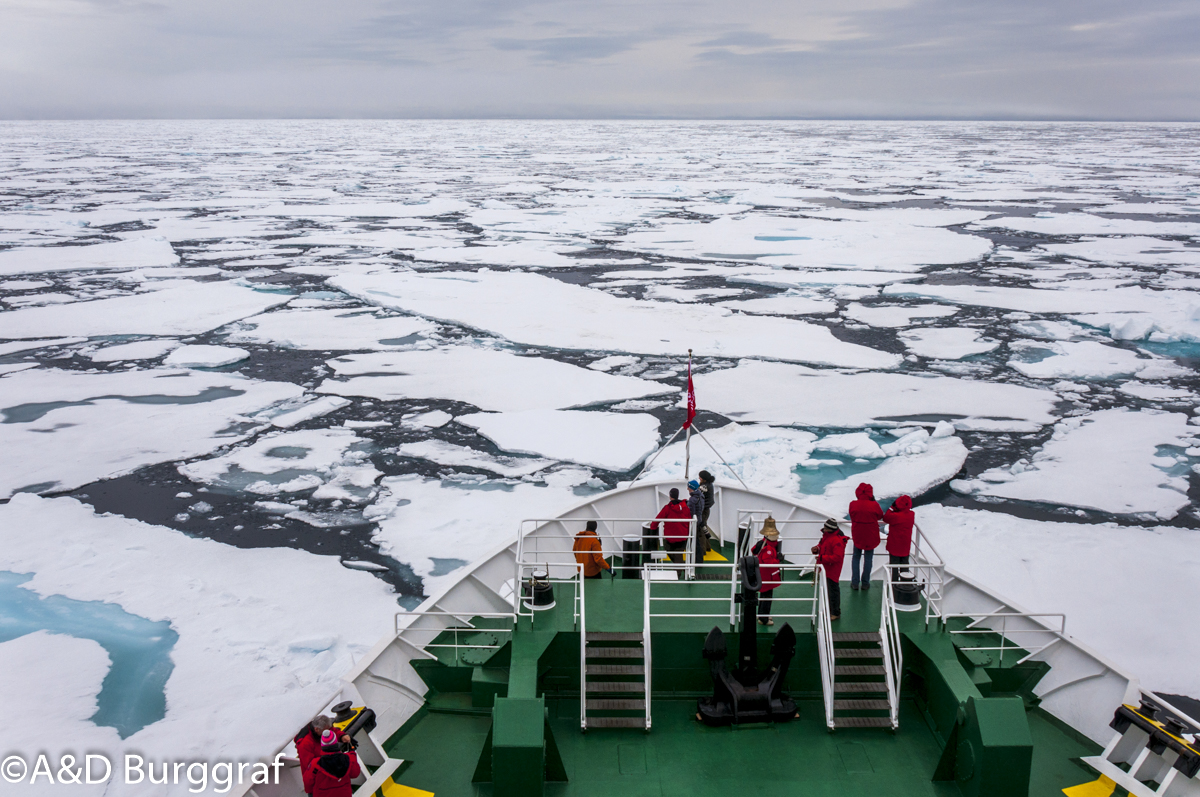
[88,339,181,362]
[269,396,353,428]
[179,428,381,502]
[614,214,992,271]
[163,345,250,368]
[845,303,959,328]
[694,360,1058,431]
[332,270,900,369]
[951,409,1193,518]
[1008,341,1186,380]
[395,439,554,478]
[401,410,453,428]
[365,474,581,590]
[899,328,999,359]
[227,307,434,351]
[716,292,837,316]
[0,281,290,339]
[0,238,178,276]
[919,505,1199,697]
[0,494,401,792]
[318,347,673,412]
[820,436,968,509]
[456,410,661,471]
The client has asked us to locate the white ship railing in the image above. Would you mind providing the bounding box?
[392,610,516,666]
[814,564,836,730]
[728,560,821,627]
[517,516,697,579]
[642,561,740,623]
[579,562,587,731]
[513,561,583,625]
[944,611,1067,664]
[642,574,652,731]
[879,575,903,729]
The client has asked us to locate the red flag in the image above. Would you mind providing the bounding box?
[683,361,696,429]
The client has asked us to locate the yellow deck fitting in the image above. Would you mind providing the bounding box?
[703,548,728,562]
[1062,774,1116,797]
[380,780,434,797]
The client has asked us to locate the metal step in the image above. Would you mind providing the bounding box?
[587,717,645,729]
[835,648,883,659]
[586,699,646,711]
[586,632,643,642]
[586,681,644,693]
[833,717,893,729]
[835,682,888,693]
[832,632,881,642]
[834,699,890,711]
[586,664,645,676]
[587,646,643,659]
[834,665,886,676]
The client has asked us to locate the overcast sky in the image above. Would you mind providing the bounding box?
[1,0,1198,119]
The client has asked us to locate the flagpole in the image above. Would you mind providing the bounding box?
[684,349,693,480]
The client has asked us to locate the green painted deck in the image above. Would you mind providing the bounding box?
[385,555,1104,797]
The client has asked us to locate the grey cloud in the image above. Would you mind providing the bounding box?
[492,34,645,62]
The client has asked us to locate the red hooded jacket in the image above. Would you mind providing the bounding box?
[816,529,849,582]
[753,538,782,591]
[293,724,324,781]
[883,494,915,557]
[848,483,884,550]
[305,751,360,797]
[650,499,692,543]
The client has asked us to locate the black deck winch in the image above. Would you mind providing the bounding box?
[696,555,798,726]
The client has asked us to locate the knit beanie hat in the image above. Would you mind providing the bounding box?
[688,480,700,490]
[320,730,340,749]
[822,518,840,533]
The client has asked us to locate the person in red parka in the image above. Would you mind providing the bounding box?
[305,730,360,797]
[883,494,915,565]
[650,488,692,563]
[294,715,334,794]
[848,482,883,591]
[811,518,847,620]
[752,517,783,627]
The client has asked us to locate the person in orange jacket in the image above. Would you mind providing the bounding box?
[572,520,612,578]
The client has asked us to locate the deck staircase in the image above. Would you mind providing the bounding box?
[582,632,647,729]
[831,632,892,729]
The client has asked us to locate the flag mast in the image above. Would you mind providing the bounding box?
[684,348,694,480]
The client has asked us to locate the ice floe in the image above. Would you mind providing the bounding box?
[395,439,553,478]
[318,346,673,411]
[845,302,959,328]
[0,238,178,276]
[694,360,1058,431]
[269,396,352,428]
[332,270,900,368]
[88,339,181,362]
[717,292,837,316]
[919,505,1200,697]
[456,410,661,471]
[0,281,289,339]
[899,328,999,359]
[163,344,250,368]
[952,408,1193,518]
[0,494,401,789]
[0,368,302,498]
[365,474,581,590]
[179,428,380,502]
[614,215,992,271]
[227,307,434,350]
[1008,340,1187,380]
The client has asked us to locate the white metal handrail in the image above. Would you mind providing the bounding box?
[879,574,903,729]
[392,611,517,665]
[579,561,587,731]
[814,565,836,730]
[642,573,652,731]
[728,560,822,627]
[737,511,945,571]
[517,516,698,579]
[944,611,1067,665]
[642,562,740,622]
[515,562,583,625]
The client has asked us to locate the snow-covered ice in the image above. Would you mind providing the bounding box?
[0,238,178,276]
[457,410,661,471]
[227,307,433,351]
[88,339,181,362]
[332,270,901,369]
[163,344,250,368]
[318,346,673,411]
[952,409,1193,518]
[899,328,999,359]
[695,360,1058,430]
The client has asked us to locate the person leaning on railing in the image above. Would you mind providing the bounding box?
[883,494,915,573]
[650,488,692,564]
[572,520,613,578]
